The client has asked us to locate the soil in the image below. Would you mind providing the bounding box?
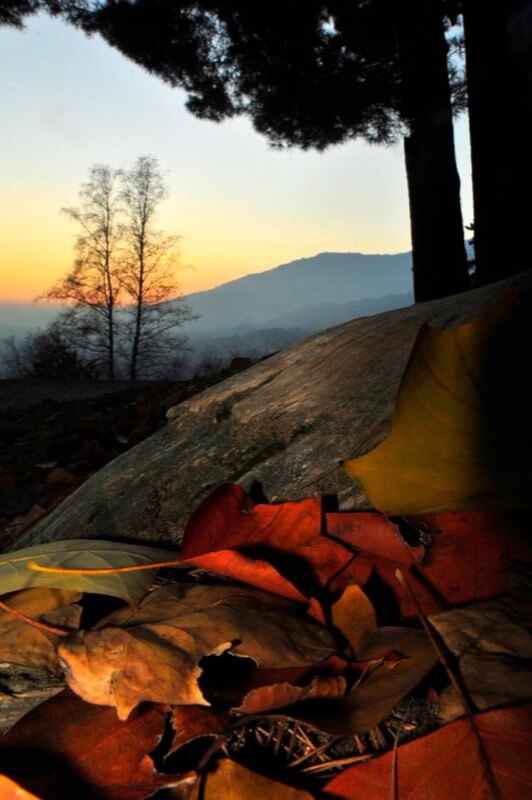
[0,379,140,414]
[0,364,254,549]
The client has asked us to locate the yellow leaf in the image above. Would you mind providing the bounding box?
[344,285,532,513]
[331,583,376,657]
[190,760,313,800]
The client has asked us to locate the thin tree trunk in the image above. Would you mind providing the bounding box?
[130,299,142,381]
[107,304,115,380]
[129,244,145,382]
[398,0,469,302]
[462,0,532,285]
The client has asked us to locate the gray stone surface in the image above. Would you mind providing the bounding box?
[12,274,530,550]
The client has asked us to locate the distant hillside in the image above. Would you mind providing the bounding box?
[0,302,65,338]
[256,292,413,332]
[178,251,412,333]
[1,252,413,372]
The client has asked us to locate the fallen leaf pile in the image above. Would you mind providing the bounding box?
[0,289,530,799]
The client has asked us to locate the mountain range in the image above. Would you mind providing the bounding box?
[177,251,413,334]
[0,251,414,368]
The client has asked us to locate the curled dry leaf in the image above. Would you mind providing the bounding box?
[322,704,532,800]
[235,674,347,715]
[0,588,81,674]
[0,539,180,603]
[0,689,177,800]
[58,584,338,720]
[189,758,314,800]
[429,573,532,722]
[344,286,532,514]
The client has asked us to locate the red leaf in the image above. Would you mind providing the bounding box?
[184,550,307,602]
[181,485,353,598]
[0,689,177,800]
[322,705,532,799]
[327,511,529,616]
[326,512,424,566]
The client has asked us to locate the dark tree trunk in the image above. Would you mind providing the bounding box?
[107,306,115,380]
[462,0,532,285]
[398,0,469,302]
[130,302,142,381]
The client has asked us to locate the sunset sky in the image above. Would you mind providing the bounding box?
[0,12,473,303]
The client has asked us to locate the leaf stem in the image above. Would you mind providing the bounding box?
[0,598,69,637]
[395,569,504,800]
[27,558,181,575]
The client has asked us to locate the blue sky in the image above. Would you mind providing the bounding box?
[0,12,473,301]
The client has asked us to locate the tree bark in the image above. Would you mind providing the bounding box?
[398,0,469,302]
[462,0,532,284]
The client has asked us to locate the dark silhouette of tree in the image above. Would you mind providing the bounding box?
[0,1,41,27]
[38,164,122,378]
[36,156,197,380]
[60,0,468,302]
[396,0,469,300]
[462,0,532,284]
[0,0,80,27]
[118,155,198,380]
[1,326,93,379]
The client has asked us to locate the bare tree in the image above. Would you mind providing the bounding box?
[119,155,198,380]
[38,164,122,378]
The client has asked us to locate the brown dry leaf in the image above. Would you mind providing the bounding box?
[58,583,338,720]
[236,674,347,714]
[430,573,532,722]
[0,587,81,674]
[294,628,436,735]
[294,583,438,734]
[344,285,532,513]
[190,759,313,800]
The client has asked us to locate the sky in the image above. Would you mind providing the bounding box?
[0,12,473,302]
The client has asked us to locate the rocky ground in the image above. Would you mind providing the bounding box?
[0,379,140,414]
[0,363,253,549]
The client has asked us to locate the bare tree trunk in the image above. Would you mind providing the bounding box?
[129,242,145,382]
[398,0,469,302]
[107,304,115,380]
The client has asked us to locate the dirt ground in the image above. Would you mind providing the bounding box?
[0,379,140,413]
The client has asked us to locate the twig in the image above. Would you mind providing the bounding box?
[395,569,504,800]
[0,598,69,637]
[390,701,412,800]
[300,753,372,774]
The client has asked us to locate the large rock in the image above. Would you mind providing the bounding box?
[14,274,531,549]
